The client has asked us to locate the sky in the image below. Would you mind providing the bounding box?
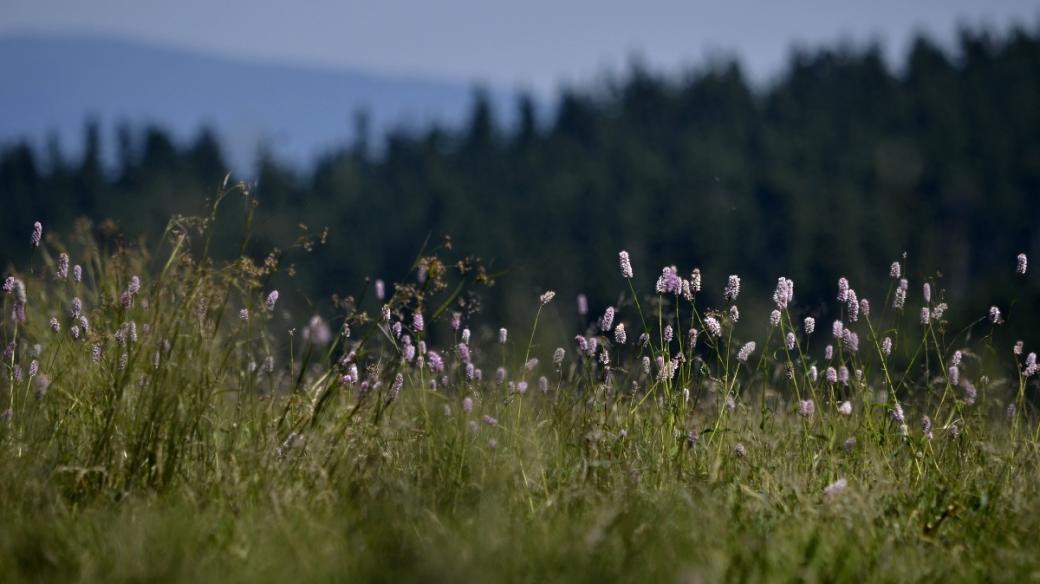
[4,0,1039,94]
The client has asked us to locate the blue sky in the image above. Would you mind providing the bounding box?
[4,0,1038,94]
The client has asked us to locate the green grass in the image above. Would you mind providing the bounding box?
[1,200,1039,582]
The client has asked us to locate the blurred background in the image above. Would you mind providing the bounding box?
[2,1,1039,335]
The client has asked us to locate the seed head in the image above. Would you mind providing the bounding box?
[539,290,556,305]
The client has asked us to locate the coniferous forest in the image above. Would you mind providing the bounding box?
[2,28,1038,331]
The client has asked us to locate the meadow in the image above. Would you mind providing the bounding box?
[1,188,1039,583]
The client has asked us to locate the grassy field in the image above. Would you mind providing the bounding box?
[1,194,1039,582]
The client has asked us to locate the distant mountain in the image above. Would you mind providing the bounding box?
[0,33,513,171]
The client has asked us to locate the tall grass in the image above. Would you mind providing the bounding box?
[1,188,1039,582]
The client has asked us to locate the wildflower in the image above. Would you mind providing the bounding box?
[465,362,475,380]
[734,443,747,458]
[618,251,634,279]
[838,366,849,385]
[686,430,699,449]
[49,317,60,333]
[1017,253,1028,275]
[91,343,102,363]
[403,343,416,362]
[890,403,905,425]
[838,401,852,416]
[920,307,931,325]
[29,360,39,377]
[826,367,838,384]
[890,261,901,279]
[71,326,80,339]
[882,337,893,356]
[681,280,693,301]
[56,253,69,280]
[656,266,682,295]
[119,353,128,370]
[72,265,82,282]
[690,268,702,292]
[614,323,627,345]
[375,279,385,300]
[809,366,818,382]
[842,330,859,353]
[638,333,650,347]
[769,310,781,327]
[12,365,22,382]
[482,415,498,427]
[823,478,847,497]
[825,345,833,360]
[153,352,161,369]
[642,356,651,375]
[729,305,739,323]
[786,332,796,350]
[951,350,963,367]
[553,347,565,366]
[723,275,741,302]
[664,325,674,343]
[388,373,404,403]
[832,320,844,339]
[495,367,507,385]
[265,290,279,311]
[773,277,794,309]
[450,312,462,331]
[737,342,756,362]
[498,327,508,344]
[844,437,857,450]
[539,290,556,305]
[921,416,933,440]
[263,355,274,374]
[847,289,859,322]
[922,282,932,304]
[704,317,721,338]
[539,376,549,393]
[31,221,42,247]
[575,335,588,353]
[1025,352,1038,377]
[576,294,588,316]
[688,328,699,348]
[837,277,849,302]
[989,306,1002,324]
[932,302,947,320]
[599,351,610,366]
[457,343,471,364]
[894,279,908,309]
[1008,403,1017,421]
[462,397,473,413]
[799,399,815,418]
[859,298,870,318]
[414,312,425,332]
[600,307,615,332]
[525,358,538,371]
[1014,341,1024,355]
[427,351,445,373]
[461,328,471,344]
[239,308,249,321]
[804,317,815,335]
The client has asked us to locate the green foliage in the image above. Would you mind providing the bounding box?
[0,205,1039,581]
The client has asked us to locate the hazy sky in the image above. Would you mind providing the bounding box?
[4,0,1039,93]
